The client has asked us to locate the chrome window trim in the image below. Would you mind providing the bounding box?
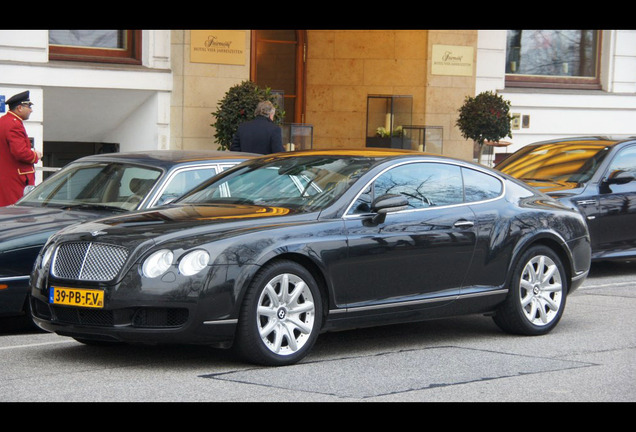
[342,158,506,219]
[144,163,227,208]
[0,275,30,282]
[217,163,238,172]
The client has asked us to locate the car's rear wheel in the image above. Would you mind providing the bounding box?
[493,245,567,336]
[235,260,322,366]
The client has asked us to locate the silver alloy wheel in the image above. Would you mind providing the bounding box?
[519,255,563,326]
[256,273,316,356]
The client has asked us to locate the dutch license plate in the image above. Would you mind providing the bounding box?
[49,286,104,308]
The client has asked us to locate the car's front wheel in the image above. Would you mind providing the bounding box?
[235,260,322,366]
[493,245,568,336]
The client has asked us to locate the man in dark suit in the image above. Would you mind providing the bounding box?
[230,101,285,154]
[0,91,42,206]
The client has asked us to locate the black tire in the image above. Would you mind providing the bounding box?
[234,260,322,366]
[493,245,568,336]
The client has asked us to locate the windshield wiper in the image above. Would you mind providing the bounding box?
[61,203,128,212]
[520,177,555,182]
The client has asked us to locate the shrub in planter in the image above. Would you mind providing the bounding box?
[456,91,512,164]
[211,81,284,150]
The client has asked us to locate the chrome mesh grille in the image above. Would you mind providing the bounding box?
[52,242,128,282]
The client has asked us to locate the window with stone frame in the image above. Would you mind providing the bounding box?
[505,30,601,90]
[49,30,141,65]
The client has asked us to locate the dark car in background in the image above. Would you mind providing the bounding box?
[496,137,636,261]
[0,150,253,319]
[30,149,591,366]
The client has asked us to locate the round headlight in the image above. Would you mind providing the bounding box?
[142,249,174,278]
[178,250,210,276]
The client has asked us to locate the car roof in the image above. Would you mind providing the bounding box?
[71,150,257,170]
[523,136,636,148]
[272,148,424,158]
[260,148,486,170]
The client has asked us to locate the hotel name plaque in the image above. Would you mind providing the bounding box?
[191,30,246,65]
[431,44,474,76]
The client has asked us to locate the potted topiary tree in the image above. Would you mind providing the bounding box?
[211,81,284,150]
[456,91,513,164]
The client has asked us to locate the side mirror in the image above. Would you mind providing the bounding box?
[369,194,409,224]
[605,170,635,185]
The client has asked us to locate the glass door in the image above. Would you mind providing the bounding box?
[251,30,306,124]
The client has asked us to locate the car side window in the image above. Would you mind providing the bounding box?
[606,146,636,180]
[350,162,463,213]
[462,167,503,202]
[155,167,218,206]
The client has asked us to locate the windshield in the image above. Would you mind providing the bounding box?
[18,161,162,211]
[178,156,378,211]
[497,142,612,183]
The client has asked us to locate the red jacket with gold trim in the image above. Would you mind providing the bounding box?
[0,111,40,206]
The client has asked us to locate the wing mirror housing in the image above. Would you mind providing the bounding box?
[369,194,409,224]
[605,170,635,185]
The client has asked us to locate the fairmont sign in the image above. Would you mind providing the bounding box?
[431,44,474,77]
[190,30,246,65]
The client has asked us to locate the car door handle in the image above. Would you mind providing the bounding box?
[454,220,474,228]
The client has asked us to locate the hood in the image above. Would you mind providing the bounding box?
[41,203,312,284]
[0,204,115,251]
[54,203,310,248]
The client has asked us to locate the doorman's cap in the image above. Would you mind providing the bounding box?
[6,91,32,109]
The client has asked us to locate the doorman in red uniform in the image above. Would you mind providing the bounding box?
[0,91,42,206]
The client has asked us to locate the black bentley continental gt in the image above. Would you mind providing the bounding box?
[30,149,591,366]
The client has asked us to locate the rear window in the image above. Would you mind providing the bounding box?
[497,142,611,183]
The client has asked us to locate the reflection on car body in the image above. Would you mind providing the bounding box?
[30,149,591,366]
[0,150,253,319]
[497,136,636,261]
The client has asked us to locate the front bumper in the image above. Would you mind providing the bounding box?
[29,262,247,347]
[30,294,237,347]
